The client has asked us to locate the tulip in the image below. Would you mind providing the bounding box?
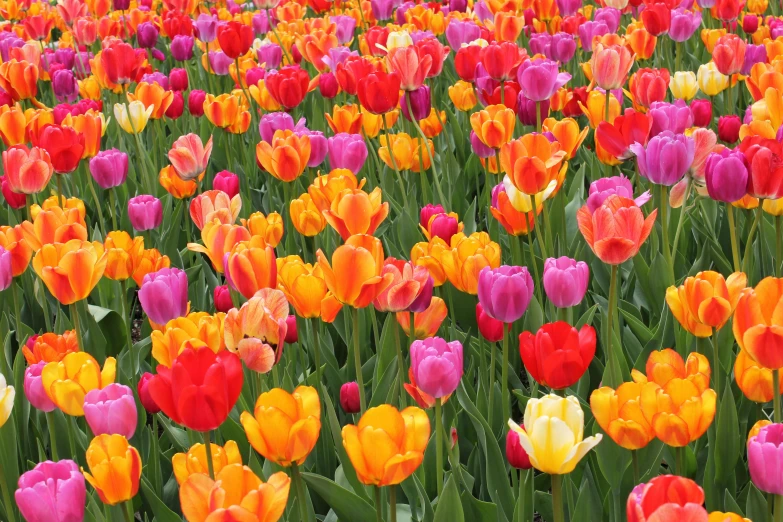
[592,43,634,91]
[631,131,694,186]
[32,240,107,306]
[591,381,659,450]
[15,460,85,522]
[0,60,38,101]
[358,71,402,114]
[397,297,447,339]
[718,115,741,144]
[630,68,670,109]
[83,434,141,505]
[735,349,783,403]
[216,21,254,60]
[168,133,213,181]
[256,130,311,183]
[440,232,502,294]
[265,66,310,110]
[42,352,116,416]
[212,170,239,198]
[189,190,241,230]
[102,231,143,282]
[500,134,567,195]
[322,187,389,240]
[470,105,516,149]
[746,422,783,497]
[2,145,53,195]
[666,271,747,339]
[22,331,78,366]
[148,346,243,432]
[476,302,506,342]
[733,277,783,369]
[373,258,431,313]
[517,59,571,103]
[705,149,748,203]
[149,312,225,368]
[410,336,463,399]
[88,148,127,190]
[697,62,729,96]
[137,372,160,414]
[540,257,589,309]
[713,34,746,76]
[224,236,277,300]
[520,321,596,390]
[342,405,430,486]
[127,195,162,231]
[24,361,55,413]
[738,136,783,200]
[477,265,534,324]
[627,475,708,522]
[114,101,153,134]
[172,440,241,486]
[578,195,656,265]
[670,8,702,42]
[633,349,712,391]
[239,385,320,468]
[378,133,435,173]
[170,35,195,61]
[509,395,603,474]
[37,125,85,175]
[138,268,188,326]
[224,288,288,373]
[316,234,392,308]
[327,133,368,174]
[83,383,137,439]
[669,71,699,100]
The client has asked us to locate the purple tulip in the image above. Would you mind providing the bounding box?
[328,133,368,174]
[15,460,85,522]
[517,59,571,102]
[53,48,75,70]
[649,100,693,136]
[298,129,327,168]
[473,0,493,22]
[396,0,415,23]
[696,0,715,8]
[578,21,609,52]
[259,112,306,143]
[140,72,168,90]
[669,8,701,42]
[529,33,552,57]
[23,361,55,413]
[194,13,218,42]
[257,44,282,70]
[113,0,130,9]
[136,21,158,48]
[332,15,356,44]
[408,276,434,313]
[138,267,188,325]
[322,46,356,71]
[705,148,748,203]
[631,131,695,186]
[749,423,783,495]
[450,0,467,11]
[550,33,577,63]
[742,44,767,76]
[89,148,128,190]
[543,257,589,308]
[477,265,534,324]
[208,51,233,75]
[83,383,137,439]
[445,19,481,49]
[372,0,398,20]
[470,130,495,158]
[594,7,621,32]
[0,33,24,63]
[128,195,162,231]
[411,32,435,45]
[52,70,78,103]
[517,96,550,126]
[252,10,269,36]
[401,86,432,121]
[410,336,463,398]
[586,175,651,213]
[170,35,194,61]
[556,0,582,16]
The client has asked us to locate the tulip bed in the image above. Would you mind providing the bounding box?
[0,0,782,521]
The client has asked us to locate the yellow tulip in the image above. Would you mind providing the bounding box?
[669,71,700,100]
[0,373,14,428]
[113,100,153,134]
[41,352,116,416]
[590,382,659,450]
[697,62,729,96]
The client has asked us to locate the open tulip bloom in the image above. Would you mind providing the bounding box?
[5,2,783,522]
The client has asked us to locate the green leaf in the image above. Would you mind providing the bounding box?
[322,391,370,501]
[434,475,464,522]
[714,389,740,483]
[301,473,377,522]
[746,483,770,522]
[140,477,182,522]
[592,426,630,490]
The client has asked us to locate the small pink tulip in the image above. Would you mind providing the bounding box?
[83,383,137,439]
[410,336,463,398]
[24,361,55,412]
[543,257,589,308]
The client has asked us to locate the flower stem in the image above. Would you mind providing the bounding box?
[120,280,137,391]
[711,329,721,398]
[11,280,23,347]
[551,474,565,522]
[122,500,134,522]
[352,307,367,414]
[381,113,406,200]
[659,184,674,285]
[70,303,85,353]
[46,411,59,461]
[393,321,406,408]
[108,188,119,231]
[292,463,309,522]
[776,494,783,522]
[776,216,782,277]
[374,486,384,522]
[675,446,684,476]
[312,318,323,395]
[671,179,691,260]
[406,92,446,205]
[727,204,741,272]
[742,204,764,275]
[605,265,620,388]
[501,325,510,426]
[488,341,496,431]
[435,397,444,498]
[389,485,397,522]
[631,450,640,484]
[56,174,66,207]
[774,369,781,424]
[536,100,542,133]
[202,430,215,480]
[0,462,16,522]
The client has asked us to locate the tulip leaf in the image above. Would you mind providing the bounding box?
[322,391,371,502]
[140,477,183,522]
[301,472,377,522]
[460,490,498,522]
[592,425,630,491]
[714,388,740,483]
[746,483,770,522]
[433,475,464,522]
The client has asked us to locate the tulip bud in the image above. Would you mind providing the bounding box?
[252,11,269,35]
[285,315,298,343]
[137,21,159,48]
[450,427,458,449]
[24,361,56,412]
[139,267,189,325]
[52,69,79,103]
[128,194,163,231]
[257,44,282,70]
[170,35,194,61]
[169,68,188,91]
[165,91,184,120]
[477,303,506,342]
[213,170,240,198]
[340,382,361,413]
[718,115,741,143]
[319,72,340,99]
[1,176,26,209]
[517,95,550,126]
[420,204,446,229]
[543,257,589,308]
[89,148,128,189]
[188,89,206,117]
[506,427,532,469]
[690,99,712,127]
[401,86,432,121]
[213,285,233,313]
[429,213,459,243]
[113,0,130,9]
[137,372,160,413]
[84,383,137,439]
[705,148,748,203]
[16,460,86,522]
[743,14,759,33]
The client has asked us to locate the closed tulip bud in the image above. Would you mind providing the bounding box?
[136,372,160,414]
[543,257,589,308]
[328,133,368,174]
[83,383,137,439]
[517,58,572,103]
[84,434,141,505]
[591,381,658,450]
[713,34,746,76]
[188,89,206,117]
[627,476,707,522]
[128,195,162,231]
[213,285,233,313]
[631,131,694,186]
[1,177,26,208]
[591,43,634,91]
[691,99,712,128]
[705,149,748,202]
[168,68,188,92]
[743,14,759,34]
[52,69,79,103]
[401,86,432,122]
[213,170,240,198]
[477,302,506,342]
[340,381,361,413]
[15,460,85,522]
[410,336,463,398]
[718,115,741,143]
[138,268,188,326]
[165,91,184,120]
[136,22,158,49]
[23,361,55,412]
[299,129,327,168]
[478,265,534,323]
[669,8,702,42]
[170,35,194,62]
[506,426,532,469]
[89,148,128,189]
[319,72,340,99]
[669,71,699,100]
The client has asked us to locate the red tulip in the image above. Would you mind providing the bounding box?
[101,40,144,85]
[37,124,85,174]
[480,41,524,82]
[640,4,671,36]
[162,10,194,38]
[264,66,310,110]
[476,303,507,342]
[738,136,783,199]
[147,346,244,432]
[358,71,401,114]
[712,34,746,76]
[595,109,653,161]
[217,21,254,60]
[335,56,383,96]
[519,321,596,390]
[714,0,745,22]
[415,37,450,78]
[629,68,670,109]
[365,26,390,57]
[454,45,482,82]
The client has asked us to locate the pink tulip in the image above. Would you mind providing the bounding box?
[89,148,128,189]
[477,265,534,324]
[138,267,188,325]
[167,133,213,181]
[543,257,589,308]
[24,361,56,412]
[340,382,361,413]
[128,194,162,231]
[749,423,783,495]
[410,336,463,398]
[15,460,85,522]
[83,383,137,439]
[516,58,571,102]
[506,427,532,469]
[212,170,240,198]
[705,148,748,203]
[586,175,651,213]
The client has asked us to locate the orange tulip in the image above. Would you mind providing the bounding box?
[378,133,435,172]
[626,22,657,60]
[203,93,251,134]
[256,130,311,182]
[419,109,446,138]
[577,195,656,265]
[578,89,621,128]
[2,145,53,194]
[172,441,242,485]
[470,104,516,149]
[83,434,141,505]
[224,236,277,300]
[187,219,252,273]
[296,30,339,72]
[733,277,783,369]
[361,108,400,139]
[0,104,26,146]
[22,330,79,365]
[151,312,226,368]
[665,271,747,337]
[60,111,103,159]
[410,237,449,286]
[290,193,327,236]
[248,79,283,112]
[308,168,366,212]
[735,349,783,403]
[168,134,213,182]
[225,289,288,373]
[708,512,751,522]
[316,234,393,308]
[130,247,170,286]
[440,232,501,294]
[490,187,538,236]
[189,190,241,230]
[396,296,447,339]
[128,81,174,119]
[32,239,107,305]
[243,212,283,248]
[24,108,54,146]
[0,225,32,277]
[21,197,88,251]
[159,165,200,199]
[746,62,783,102]
[323,187,389,240]
[650,378,717,447]
[591,43,634,91]
[542,117,588,160]
[500,134,567,196]
[448,80,477,112]
[373,257,431,312]
[494,11,524,42]
[590,381,659,450]
[632,349,711,392]
[103,231,144,281]
[0,60,38,101]
[325,104,364,134]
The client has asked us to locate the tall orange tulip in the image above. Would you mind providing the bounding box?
[187,219,252,273]
[0,225,32,277]
[577,195,656,265]
[277,255,342,321]
[32,239,107,305]
[500,134,567,195]
[83,434,141,505]
[103,231,144,281]
[323,187,389,240]
[733,277,783,369]
[470,104,516,149]
[128,81,174,119]
[665,272,747,337]
[0,104,26,146]
[308,168,366,211]
[325,104,364,134]
[0,60,38,101]
[735,349,783,403]
[590,381,659,450]
[242,211,284,248]
[256,130,311,182]
[21,197,88,251]
[224,236,277,299]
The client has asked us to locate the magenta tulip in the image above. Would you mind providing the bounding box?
[89,148,128,189]
[516,59,571,102]
[15,460,85,522]
[327,133,367,174]
[506,427,532,469]
[83,383,137,439]
[543,257,589,308]
[212,170,239,198]
[477,265,534,324]
[24,361,56,413]
[668,8,701,42]
[630,131,694,186]
[410,336,463,398]
[138,267,188,325]
[749,423,783,495]
[586,175,651,213]
[340,381,361,413]
[705,148,748,203]
[0,246,10,291]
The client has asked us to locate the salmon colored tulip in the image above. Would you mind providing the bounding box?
[440,232,501,294]
[712,34,747,76]
[378,133,435,172]
[103,231,144,282]
[241,386,321,466]
[224,288,288,373]
[224,236,277,300]
[325,104,364,135]
[632,349,711,392]
[316,234,393,308]
[150,312,226,368]
[83,434,141,505]
[290,193,327,237]
[179,464,289,522]
[187,219,252,273]
[0,104,26,146]
[131,248,171,287]
[590,381,660,450]
[500,134,568,196]
[159,165,200,199]
[32,239,107,305]
[627,475,708,522]
[342,404,430,486]
[666,271,747,337]
[373,257,431,312]
[128,81,174,120]
[386,45,432,91]
[297,30,339,72]
[277,255,342,321]
[591,43,634,91]
[323,187,389,240]
[189,190,241,230]
[308,168,366,212]
[41,352,116,416]
[733,277,783,369]
[577,195,656,265]
[168,133,213,182]
[22,330,79,365]
[2,145,53,194]
[470,104,516,149]
[0,60,38,101]
[734,349,783,403]
[242,212,283,248]
[173,441,242,485]
[256,129,311,182]
[396,296,447,339]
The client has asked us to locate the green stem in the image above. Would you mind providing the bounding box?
[202,430,215,480]
[774,369,781,424]
[120,280,137,391]
[70,303,85,353]
[312,318,323,395]
[0,464,16,522]
[675,446,684,476]
[541,201,554,260]
[659,185,674,285]
[536,100,542,132]
[742,204,764,275]
[435,397,444,498]
[374,486,384,522]
[381,112,406,200]
[352,308,367,413]
[488,341,496,431]
[122,500,134,522]
[86,170,106,237]
[393,321,406,407]
[46,411,58,461]
[501,326,510,427]
[631,450,640,484]
[11,280,23,346]
[727,204,741,272]
[606,265,620,388]
[406,93,446,205]
[292,463,309,522]
[108,188,119,231]
[523,221,543,305]
[389,485,397,522]
[151,414,160,496]
[777,216,782,277]
[671,179,691,260]
[776,494,783,522]
[56,174,66,206]
[711,330,721,399]
[551,474,565,522]
[518,470,526,522]
[66,415,78,462]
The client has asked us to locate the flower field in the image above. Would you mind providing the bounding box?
[0,0,779,520]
